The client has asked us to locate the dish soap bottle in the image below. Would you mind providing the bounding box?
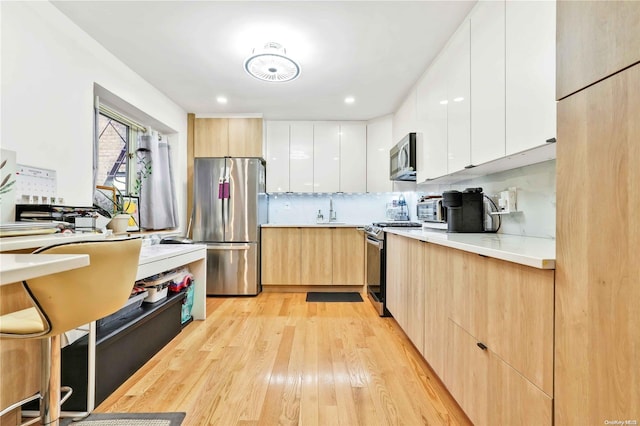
[316,209,324,223]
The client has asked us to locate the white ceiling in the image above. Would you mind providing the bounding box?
[52,1,476,121]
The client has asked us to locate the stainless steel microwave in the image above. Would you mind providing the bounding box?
[390,133,417,181]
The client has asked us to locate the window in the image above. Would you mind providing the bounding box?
[97,112,130,192]
[96,105,146,195]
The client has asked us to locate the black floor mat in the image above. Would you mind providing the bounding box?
[305,292,363,302]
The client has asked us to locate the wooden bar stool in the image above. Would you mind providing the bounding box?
[0,238,142,425]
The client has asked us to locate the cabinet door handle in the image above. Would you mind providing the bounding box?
[477,342,488,351]
[546,137,557,143]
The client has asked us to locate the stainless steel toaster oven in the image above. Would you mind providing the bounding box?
[416,198,446,223]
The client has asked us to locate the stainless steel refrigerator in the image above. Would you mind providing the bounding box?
[192,158,268,295]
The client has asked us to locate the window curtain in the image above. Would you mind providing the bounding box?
[136,129,178,229]
[93,96,99,188]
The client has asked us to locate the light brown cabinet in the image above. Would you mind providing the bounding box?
[556,3,640,423]
[555,64,640,424]
[556,1,640,100]
[331,228,365,285]
[261,227,301,285]
[261,227,364,287]
[446,321,552,426]
[450,252,554,395]
[194,118,263,157]
[385,233,554,425]
[300,228,333,285]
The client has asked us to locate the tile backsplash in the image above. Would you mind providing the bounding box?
[418,160,556,239]
[267,160,556,239]
[268,192,419,225]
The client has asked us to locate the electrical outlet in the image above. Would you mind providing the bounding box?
[498,188,517,213]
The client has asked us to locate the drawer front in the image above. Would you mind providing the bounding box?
[445,320,552,426]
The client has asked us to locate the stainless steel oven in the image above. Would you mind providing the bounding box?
[366,233,386,316]
[364,222,422,316]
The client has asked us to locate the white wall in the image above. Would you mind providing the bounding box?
[1,2,188,230]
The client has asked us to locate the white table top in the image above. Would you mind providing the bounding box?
[1,253,90,285]
[0,232,107,252]
[385,229,556,269]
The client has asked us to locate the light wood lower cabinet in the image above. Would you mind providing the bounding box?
[446,321,552,426]
[300,228,332,285]
[450,252,554,395]
[385,234,554,425]
[261,227,364,287]
[261,227,301,285]
[332,228,365,285]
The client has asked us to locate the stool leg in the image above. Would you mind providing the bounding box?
[40,335,61,426]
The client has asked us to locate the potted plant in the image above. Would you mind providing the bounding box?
[94,185,137,234]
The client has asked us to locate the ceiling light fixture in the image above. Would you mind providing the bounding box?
[244,42,301,83]
[345,96,355,104]
[216,96,228,104]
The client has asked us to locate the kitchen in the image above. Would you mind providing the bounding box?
[1,1,638,425]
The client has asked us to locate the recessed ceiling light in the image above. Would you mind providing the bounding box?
[345,97,355,104]
[453,97,465,102]
[439,100,448,105]
[217,96,228,104]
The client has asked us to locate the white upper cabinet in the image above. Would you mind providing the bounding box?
[366,116,394,192]
[446,19,471,173]
[416,55,448,182]
[339,123,367,193]
[289,122,314,193]
[470,0,506,166]
[505,0,556,155]
[265,121,290,193]
[313,123,340,193]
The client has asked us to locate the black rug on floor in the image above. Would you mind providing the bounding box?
[306,292,363,302]
[60,412,185,426]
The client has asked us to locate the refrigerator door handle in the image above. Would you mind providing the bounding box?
[206,244,251,251]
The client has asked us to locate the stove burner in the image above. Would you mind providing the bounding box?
[372,222,422,228]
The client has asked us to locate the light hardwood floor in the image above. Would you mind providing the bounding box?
[96,293,470,426]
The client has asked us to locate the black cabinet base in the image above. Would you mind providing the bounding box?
[25,292,186,412]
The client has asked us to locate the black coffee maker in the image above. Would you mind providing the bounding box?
[442,188,484,233]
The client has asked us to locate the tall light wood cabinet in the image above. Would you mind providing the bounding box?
[556,64,640,424]
[556,1,640,100]
[194,118,263,158]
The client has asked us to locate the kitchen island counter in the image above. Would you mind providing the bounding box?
[386,229,555,269]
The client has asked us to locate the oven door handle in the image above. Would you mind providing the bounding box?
[366,236,383,249]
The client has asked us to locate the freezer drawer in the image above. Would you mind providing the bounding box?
[205,243,259,295]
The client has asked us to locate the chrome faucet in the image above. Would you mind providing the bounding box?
[329,197,337,222]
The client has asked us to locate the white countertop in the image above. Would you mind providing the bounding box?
[261,223,365,228]
[386,229,555,269]
[1,253,90,285]
[0,232,107,252]
[138,243,207,266]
